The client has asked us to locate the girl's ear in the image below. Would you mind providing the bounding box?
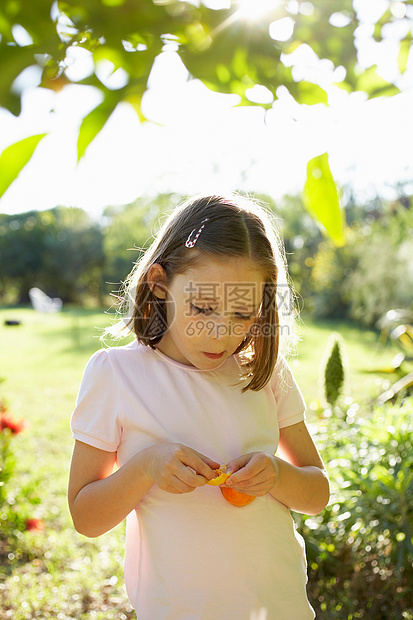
[147,263,167,300]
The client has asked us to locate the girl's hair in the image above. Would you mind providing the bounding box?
[106,193,298,393]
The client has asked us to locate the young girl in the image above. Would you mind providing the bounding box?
[68,194,329,619]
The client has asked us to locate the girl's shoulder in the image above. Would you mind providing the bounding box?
[233,350,292,389]
[270,354,306,426]
[96,338,145,358]
[271,354,297,394]
[104,338,138,351]
[85,339,149,372]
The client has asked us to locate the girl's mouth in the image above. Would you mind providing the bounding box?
[203,351,225,360]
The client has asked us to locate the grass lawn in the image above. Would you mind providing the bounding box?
[0,307,136,619]
[0,306,410,618]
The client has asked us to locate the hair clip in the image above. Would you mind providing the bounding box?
[185,218,210,248]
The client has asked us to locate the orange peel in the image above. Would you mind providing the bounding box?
[207,465,231,486]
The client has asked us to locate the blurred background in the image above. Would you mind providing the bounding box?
[0,1,412,618]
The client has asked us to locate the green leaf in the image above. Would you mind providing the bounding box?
[127,87,147,123]
[0,133,47,199]
[77,97,118,161]
[398,36,412,74]
[357,65,400,98]
[0,45,40,116]
[303,152,345,246]
[296,81,328,105]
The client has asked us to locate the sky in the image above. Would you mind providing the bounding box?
[0,2,413,220]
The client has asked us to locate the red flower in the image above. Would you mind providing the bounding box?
[25,518,45,532]
[0,413,25,435]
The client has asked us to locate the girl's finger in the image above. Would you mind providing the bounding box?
[224,474,277,495]
[224,469,268,488]
[226,454,252,475]
[191,448,221,471]
[180,448,220,481]
[176,466,212,488]
[227,459,266,485]
[165,475,199,494]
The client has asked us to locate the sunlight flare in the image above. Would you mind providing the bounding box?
[234,0,281,21]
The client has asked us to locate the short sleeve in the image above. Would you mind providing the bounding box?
[71,349,121,452]
[271,355,306,429]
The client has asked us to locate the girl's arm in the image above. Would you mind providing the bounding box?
[68,441,151,538]
[224,421,330,516]
[68,440,219,538]
[270,421,330,515]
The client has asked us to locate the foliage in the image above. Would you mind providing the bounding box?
[2,0,410,123]
[0,134,47,200]
[0,206,105,303]
[0,398,44,557]
[299,398,413,619]
[347,208,413,326]
[102,193,177,286]
[303,152,345,247]
[308,200,413,325]
[271,192,322,301]
[0,194,179,304]
[308,233,358,319]
[322,332,346,407]
[0,0,412,234]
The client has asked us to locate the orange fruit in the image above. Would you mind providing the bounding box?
[207,465,231,486]
[220,486,256,506]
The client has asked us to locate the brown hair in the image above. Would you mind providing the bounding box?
[106,194,297,393]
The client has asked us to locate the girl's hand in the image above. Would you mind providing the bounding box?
[142,443,220,494]
[223,452,279,497]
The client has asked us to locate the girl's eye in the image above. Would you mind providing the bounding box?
[191,304,252,321]
[235,313,253,321]
[191,304,214,316]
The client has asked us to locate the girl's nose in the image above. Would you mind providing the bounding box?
[210,322,227,341]
[209,315,232,342]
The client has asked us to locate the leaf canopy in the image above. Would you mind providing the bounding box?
[1,0,411,121]
[0,0,412,235]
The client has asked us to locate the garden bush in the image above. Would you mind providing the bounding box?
[0,396,44,564]
[309,204,413,327]
[299,397,413,619]
[322,332,347,407]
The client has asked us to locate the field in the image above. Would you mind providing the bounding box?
[0,306,410,619]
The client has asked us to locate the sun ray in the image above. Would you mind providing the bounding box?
[211,0,283,37]
[234,0,281,21]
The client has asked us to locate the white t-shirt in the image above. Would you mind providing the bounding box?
[71,340,315,620]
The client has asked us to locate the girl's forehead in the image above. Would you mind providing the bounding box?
[182,256,265,282]
[176,258,266,306]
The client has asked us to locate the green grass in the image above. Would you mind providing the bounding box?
[0,307,135,619]
[0,306,410,618]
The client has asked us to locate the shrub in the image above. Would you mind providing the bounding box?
[348,232,413,327]
[299,398,413,619]
[0,398,44,562]
[308,232,359,319]
[0,400,25,504]
[308,205,413,327]
[322,333,346,407]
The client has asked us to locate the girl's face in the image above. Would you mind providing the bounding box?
[152,256,266,369]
